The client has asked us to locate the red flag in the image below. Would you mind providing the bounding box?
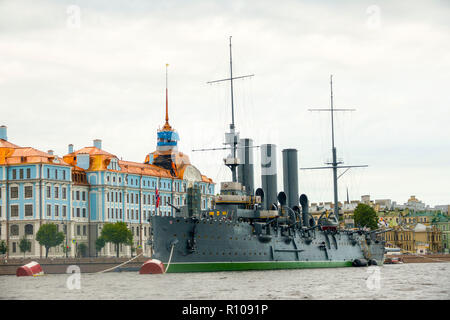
[155,188,160,209]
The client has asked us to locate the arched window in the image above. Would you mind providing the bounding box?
[10,225,19,236]
[25,224,34,235]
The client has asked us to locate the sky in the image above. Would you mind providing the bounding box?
[1,0,449,207]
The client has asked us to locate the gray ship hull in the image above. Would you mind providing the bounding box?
[150,216,385,273]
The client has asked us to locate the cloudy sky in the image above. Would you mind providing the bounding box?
[1,0,449,206]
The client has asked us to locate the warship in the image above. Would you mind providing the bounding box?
[148,38,386,273]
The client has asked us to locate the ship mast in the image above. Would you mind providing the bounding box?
[303,75,367,224]
[201,36,254,182]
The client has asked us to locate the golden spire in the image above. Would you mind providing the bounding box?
[162,63,172,131]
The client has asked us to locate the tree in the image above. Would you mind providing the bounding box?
[19,237,32,258]
[95,236,106,256]
[100,222,133,257]
[77,243,88,258]
[353,203,378,230]
[36,223,65,258]
[0,240,7,255]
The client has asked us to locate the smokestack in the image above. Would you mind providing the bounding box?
[261,144,277,210]
[0,125,7,141]
[300,194,310,227]
[237,138,254,195]
[282,149,299,208]
[68,144,74,154]
[93,139,102,149]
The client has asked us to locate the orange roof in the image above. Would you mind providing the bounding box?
[0,139,20,148]
[66,146,117,157]
[118,160,173,178]
[0,145,70,166]
[201,175,213,183]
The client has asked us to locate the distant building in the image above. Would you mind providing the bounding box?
[380,223,442,254]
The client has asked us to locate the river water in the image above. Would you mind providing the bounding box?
[1,263,449,300]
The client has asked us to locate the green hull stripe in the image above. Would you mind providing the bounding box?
[166,260,353,273]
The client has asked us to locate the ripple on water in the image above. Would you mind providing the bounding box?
[1,262,449,300]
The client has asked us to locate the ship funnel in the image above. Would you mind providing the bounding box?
[300,194,310,227]
[261,144,277,210]
[282,148,299,209]
[277,191,287,207]
[237,138,254,195]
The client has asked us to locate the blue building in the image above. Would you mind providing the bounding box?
[0,118,215,258]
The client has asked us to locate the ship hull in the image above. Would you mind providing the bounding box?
[150,216,385,273]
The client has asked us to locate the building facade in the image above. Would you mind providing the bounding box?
[0,106,215,258]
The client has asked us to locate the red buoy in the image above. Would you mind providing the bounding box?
[16,261,44,277]
[139,259,165,274]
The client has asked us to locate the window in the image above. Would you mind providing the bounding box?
[77,208,80,217]
[11,205,19,217]
[25,204,33,216]
[63,170,66,180]
[63,206,67,217]
[76,191,80,200]
[47,204,51,216]
[12,242,17,252]
[83,225,86,236]
[82,208,86,218]
[55,205,59,216]
[19,169,24,179]
[54,186,59,199]
[62,187,67,199]
[25,224,33,235]
[82,191,86,201]
[24,186,33,198]
[12,169,16,179]
[10,186,19,199]
[119,193,122,203]
[46,186,51,198]
[55,170,58,180]
[77,225,80,235]
[107,192,110,202]
[10,225,19,236]
[47,168,50,178]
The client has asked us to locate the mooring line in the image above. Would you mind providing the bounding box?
[96,253,143,274]
[165,244,175,273]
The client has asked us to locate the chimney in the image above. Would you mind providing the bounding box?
[93,139,102,149]
[261,144,277,210]
[68,144,74,154]
[47,150,54,155]
[0,125,7,141]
